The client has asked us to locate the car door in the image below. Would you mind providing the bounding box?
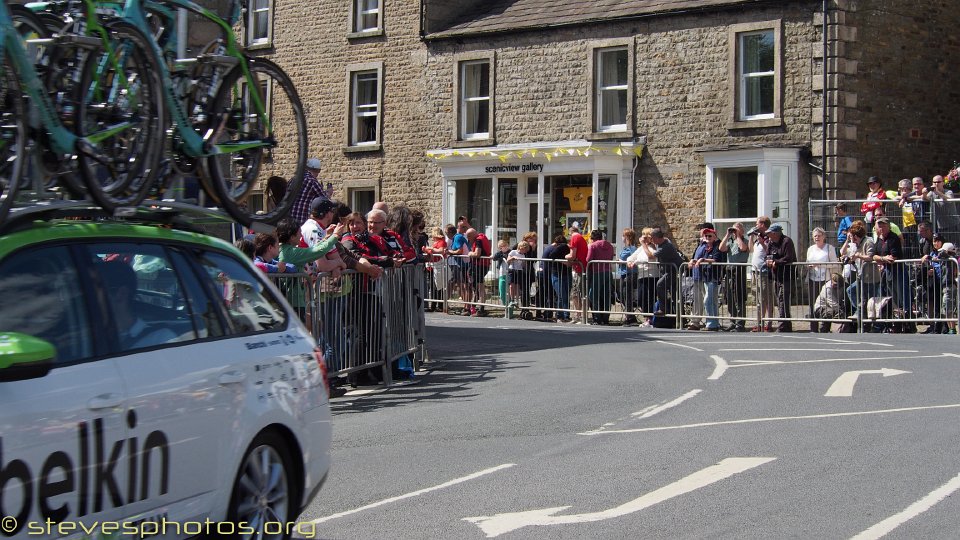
[0,244,129,538]
[79,242,232,528]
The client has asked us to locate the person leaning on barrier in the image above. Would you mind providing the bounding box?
[764,224,797,332]
[749,217,774,332]
[719,223,749,331]
[844,221,881,326]
[918,224,942,333]
[926,174,960,234]
[873,216,914,333]
[252,233,297,274]
[862,176,887,234]
[921,232,949,333]
[546,234,572,322]
[466,228,492,317]
[565,223,589,324]
[691,228,724,331]
[586,229,615,325]
[618,228,640,326]
[627,227,660,327]
[806,227,838,333]
[642,227,683,321]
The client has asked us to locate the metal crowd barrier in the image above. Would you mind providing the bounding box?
[810,198,960,257]
[426,246,960,334]
[269,265,428,386]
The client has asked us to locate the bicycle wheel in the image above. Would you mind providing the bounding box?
[0,55,26,225]
[205,57,306,227]
[76,20,165,210]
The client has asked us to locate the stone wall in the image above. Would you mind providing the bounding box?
[263,0,960,253]
[837,0,960,192]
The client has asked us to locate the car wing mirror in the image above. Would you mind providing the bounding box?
[0,332,55,383]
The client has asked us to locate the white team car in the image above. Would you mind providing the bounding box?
[0,217,331,539]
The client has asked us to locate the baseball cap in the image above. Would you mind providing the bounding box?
[767,223,784,233]
[570,221,580,231]
[306,157,322,169]
[702,228,717,236]
[867,175,881,185]
[875,216,890,225]
[940,242,956,254]
[310,197,336,217]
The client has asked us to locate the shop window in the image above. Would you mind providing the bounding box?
[351,0,381,34]
[459,60,491,140]
[729,21,781,128]
[448,178,492,238]
[247,0,272,48]
[347,64,382,149]
[593,46,630,134]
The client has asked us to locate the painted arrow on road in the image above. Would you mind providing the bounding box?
[824,368,911,397]
[462,457,775,538]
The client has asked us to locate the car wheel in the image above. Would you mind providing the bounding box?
[227,431,298,539]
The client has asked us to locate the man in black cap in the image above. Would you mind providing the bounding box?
[301,197,339,248]
[764,223,797,332]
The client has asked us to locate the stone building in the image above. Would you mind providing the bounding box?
[252,0,960,253]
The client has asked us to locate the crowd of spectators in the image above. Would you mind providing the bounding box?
[240,166,959,372]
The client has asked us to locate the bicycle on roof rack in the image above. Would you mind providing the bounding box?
[1,1,164,227]
[27,0,308,227]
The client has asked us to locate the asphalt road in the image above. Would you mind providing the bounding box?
[297,315,960,540]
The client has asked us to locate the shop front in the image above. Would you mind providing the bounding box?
[427,141,643,253]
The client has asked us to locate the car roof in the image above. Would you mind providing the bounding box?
[0,220,237,260]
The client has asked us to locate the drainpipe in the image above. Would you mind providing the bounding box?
[821,0,829,199]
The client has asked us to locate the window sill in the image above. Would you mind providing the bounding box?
[347,29,384,40]
[343,143,382,154]
[727,117,783,130]
[588,130,634,141]
[451,138,495,148]
[246,40,272,51]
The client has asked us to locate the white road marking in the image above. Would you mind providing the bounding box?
[307,463,516,524]
[709,355,729,380]
[463,457,775,538]
[849,471,960,540]
[727,354,951,367]
[717,348,919,353]
[654,340,704,352]
[632,390,702,418]
[580,403,960,435]
[815,338,895,346]
[824,368,912,397]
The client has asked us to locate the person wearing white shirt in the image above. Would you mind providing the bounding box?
[806,227,838,332]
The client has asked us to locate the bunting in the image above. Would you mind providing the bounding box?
[426,143,644,161]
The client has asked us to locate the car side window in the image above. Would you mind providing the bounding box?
[169,249,226,339]
[193,250,287,334]
[85,244,198,352]
[0,245,93,364]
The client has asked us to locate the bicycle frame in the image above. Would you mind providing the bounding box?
[107,0,273,159]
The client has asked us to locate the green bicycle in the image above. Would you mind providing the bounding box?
[32,0,308,227]
[0,1,165,223]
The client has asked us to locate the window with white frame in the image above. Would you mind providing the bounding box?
[704,148,799,237]
[459,60,491,140]
[349,69,380,147]
[247,0,272,47]
[353,0,381,33]
[595,47,628,132]
[738,30,774,120]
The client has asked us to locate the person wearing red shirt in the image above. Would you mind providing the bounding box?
[565,222,589,323]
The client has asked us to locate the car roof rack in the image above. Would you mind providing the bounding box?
[0,200,242,236]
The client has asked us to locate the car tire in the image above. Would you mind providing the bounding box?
[225,431,300,539]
